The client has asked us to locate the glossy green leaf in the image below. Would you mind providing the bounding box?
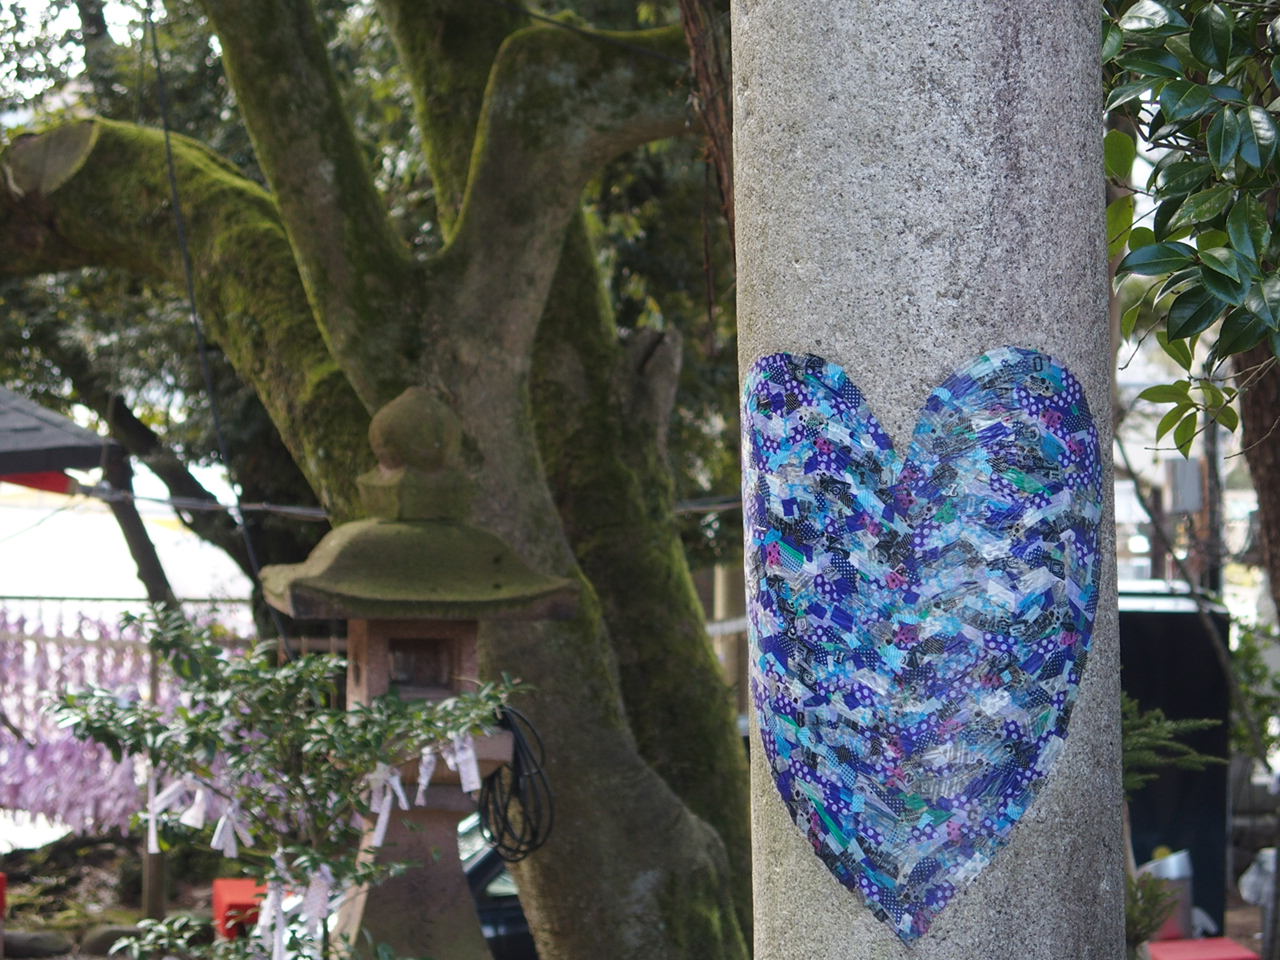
[1107,80,1154,112]
[1108,195,1136,257]
[1121,300,1144,339]
[1168,184,1233,229]
[1216,404,1239,432]
[1103,21,1124,62]
[1190,3,1232,72]
[1118,240,1197,275]
[1238,106,1279,169]
[1198,228,1230,251]
[1227,195,1271,264]
[1200,246,1241,281]
[1157,402,1194,440]
[1166,34,1193,67]
[1160,81,1213,122]
[1119,47,1186,78]
[1120,1,1190,33]
[1205,84,1247,104]
[1155,159,1212,197]
[1215,311,1270,356]
[1105,129,1138,181]
[1169,287,1226,336]
[1129,226,1157,251]
[1206,107,1241,170]
[1245,275,1280,327]
[1138,381,1192,403]
[1174,410,1198,456]
[1153,198,1185,240]
[1151,119,1195,143]
[1200,265,1249,306]
[1157,330,1195,370]
[1158,266,1200,300]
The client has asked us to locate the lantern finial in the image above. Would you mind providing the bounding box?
[358,387,473,522]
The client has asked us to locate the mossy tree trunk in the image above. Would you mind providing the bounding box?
[0,3,748,957]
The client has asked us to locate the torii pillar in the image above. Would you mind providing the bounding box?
[732,2,1123,957]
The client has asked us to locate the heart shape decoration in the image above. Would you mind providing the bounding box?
[743,347,1102,941]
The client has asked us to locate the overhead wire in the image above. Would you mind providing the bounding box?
[74,483,329,521]
[0,498,86,547]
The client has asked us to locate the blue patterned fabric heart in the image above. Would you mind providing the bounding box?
[743,347,1102,941]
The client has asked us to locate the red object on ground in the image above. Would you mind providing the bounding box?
[0,472,73,494]
[1149,938,1261,960]
[212,878,267,940]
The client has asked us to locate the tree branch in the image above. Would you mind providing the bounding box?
[435,23,690,361]
[374,0,524,236]
[196,0,416,407]
[103,455,181,609]
[74,0,117,101]
[0,118,371,516]
[20,323,255,574]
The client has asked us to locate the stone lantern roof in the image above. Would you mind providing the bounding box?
[261,388,576,621]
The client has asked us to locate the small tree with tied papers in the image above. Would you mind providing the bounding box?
[57,610,514,960]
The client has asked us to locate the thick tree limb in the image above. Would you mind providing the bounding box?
[0,119,371,516]
[381,5,751,928]
[374,0,523,235]
[435,24,689,360]
[531,216,752,934]
[74,0,118,103]
[196,0,416,408]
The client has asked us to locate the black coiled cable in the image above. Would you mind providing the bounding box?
[477,705,553,862]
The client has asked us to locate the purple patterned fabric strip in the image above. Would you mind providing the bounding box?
[743,348,1102,940]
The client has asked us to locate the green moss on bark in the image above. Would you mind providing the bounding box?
[0,119,371,513]
[532,215,752,934]
[199,0,419,410]
[375,0,523,235]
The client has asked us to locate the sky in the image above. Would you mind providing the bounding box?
[0,480,252,615]
[0,476,254,853]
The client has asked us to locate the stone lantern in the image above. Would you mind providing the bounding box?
[261,387,575,960]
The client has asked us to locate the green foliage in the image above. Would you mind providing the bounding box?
[1230,620,1280,756]
[1125,871,1180,955]
[57,609,514,960]
[1104,0,1280,446]
[1121,691,1225,797]
[587,139,739,566]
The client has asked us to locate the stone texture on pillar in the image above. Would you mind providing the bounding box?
[732,2,1123,958]
[345,798,491,960]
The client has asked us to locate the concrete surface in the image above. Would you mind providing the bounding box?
[732,1,1124,956]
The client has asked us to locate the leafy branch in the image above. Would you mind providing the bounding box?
[56,609,516,960]
[1122,691,1225,797]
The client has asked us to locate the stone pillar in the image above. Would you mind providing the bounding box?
[732,2,1123,958]
[344,796,490,960]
